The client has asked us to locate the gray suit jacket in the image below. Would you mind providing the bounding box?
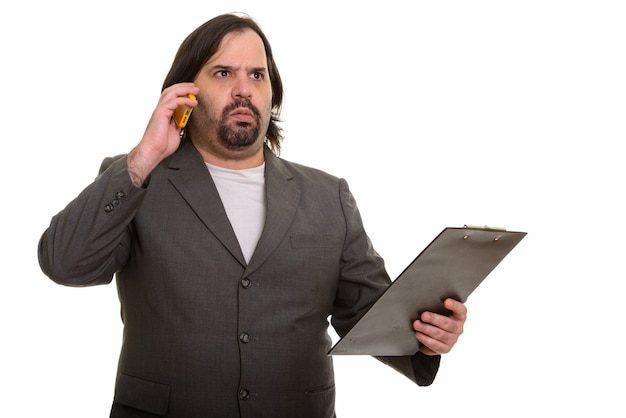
[39,139,440,418]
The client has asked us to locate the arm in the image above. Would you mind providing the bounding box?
[378,298,467,386]
[38,83,199,286]
[127,83,198,187]
[38,156,139,286]
[330,179,442,386]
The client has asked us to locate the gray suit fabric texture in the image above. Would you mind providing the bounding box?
[38,140,440,417]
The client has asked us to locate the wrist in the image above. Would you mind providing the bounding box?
[127,146,154,188]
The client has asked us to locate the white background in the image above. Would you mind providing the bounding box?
[2,1,625,416]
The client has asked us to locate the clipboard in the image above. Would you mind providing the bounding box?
[328,226,527,356]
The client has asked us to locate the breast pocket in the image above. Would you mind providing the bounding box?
[290,233,342,249]
[289,233,343,275]
[285,233,343,299]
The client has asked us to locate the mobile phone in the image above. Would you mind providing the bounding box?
[173,93,196,128]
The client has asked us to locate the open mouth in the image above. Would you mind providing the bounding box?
[230,107,255,123]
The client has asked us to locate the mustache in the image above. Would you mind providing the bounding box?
[222,98,261,119]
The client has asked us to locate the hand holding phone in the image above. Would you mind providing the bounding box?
[173,93,197,128]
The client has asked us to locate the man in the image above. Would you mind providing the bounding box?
[38,13,466,417]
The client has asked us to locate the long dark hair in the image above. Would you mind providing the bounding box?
[162,14,284,154]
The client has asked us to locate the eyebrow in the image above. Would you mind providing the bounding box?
[211,64,268,73]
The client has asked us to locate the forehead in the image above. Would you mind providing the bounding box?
[208,28,268,67]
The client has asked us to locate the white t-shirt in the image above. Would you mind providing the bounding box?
[205,162,266,263]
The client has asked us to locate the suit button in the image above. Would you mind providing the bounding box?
[104,204,113,213]
[239,388,250,400]
[239,333,250,343]
[241,278,251,288]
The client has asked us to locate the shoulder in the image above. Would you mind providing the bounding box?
[266,150,342,187]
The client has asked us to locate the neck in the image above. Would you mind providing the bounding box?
[193,140,265,170]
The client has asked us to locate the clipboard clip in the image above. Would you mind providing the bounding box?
[463,224,507,231]
[463,225,507,241]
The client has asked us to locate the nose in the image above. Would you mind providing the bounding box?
[232,76,252,99]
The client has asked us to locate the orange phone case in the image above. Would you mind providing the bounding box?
[173,93,196,128]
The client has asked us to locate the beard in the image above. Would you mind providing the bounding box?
[218,98,263,150]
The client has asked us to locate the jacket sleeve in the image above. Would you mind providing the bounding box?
[330,178,441,386]
[38,155,145,286]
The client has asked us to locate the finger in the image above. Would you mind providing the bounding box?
[414,329,454,355]
[160,83,200,109]
[414,316,458,343]
[444,298,468,318]
[417,310,465,338]
[162,82,199,96]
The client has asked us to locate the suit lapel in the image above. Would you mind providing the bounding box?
[167,140,246,266]
[166,141,300,272]
[245,147,301,275]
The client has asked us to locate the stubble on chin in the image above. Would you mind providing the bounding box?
[218,120,260,150]
[188,98,270,161]
[217,99,263,148]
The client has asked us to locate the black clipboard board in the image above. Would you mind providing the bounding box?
[328,226,527,356]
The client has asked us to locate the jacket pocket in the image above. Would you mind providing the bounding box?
[304,383,336,418]
[304,383,335,394]
[113,373,170,416]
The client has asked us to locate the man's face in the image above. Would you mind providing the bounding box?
[188,28,273,161]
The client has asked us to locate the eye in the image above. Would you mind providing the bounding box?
[216,70,229,78]
[251,72,265,80]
